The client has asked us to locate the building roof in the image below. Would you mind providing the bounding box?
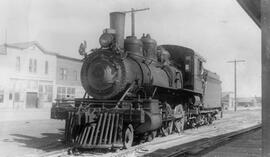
[56,54,82,62]
[161,45,207,62]
[0,41,82,62]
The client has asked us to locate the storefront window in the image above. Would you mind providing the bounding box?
[39,84,53,102]
[57,87,75,99]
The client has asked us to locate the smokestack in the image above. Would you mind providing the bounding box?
[110,12,125,49]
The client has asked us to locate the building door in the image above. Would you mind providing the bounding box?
[26,92,38,108]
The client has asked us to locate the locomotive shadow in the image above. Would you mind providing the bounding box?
[9,129,67,152]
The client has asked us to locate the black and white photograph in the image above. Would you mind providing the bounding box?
[0,0,265,156]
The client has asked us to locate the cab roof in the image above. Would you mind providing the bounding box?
[161,45,206,62]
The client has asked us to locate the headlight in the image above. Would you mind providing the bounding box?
[99,33,114,48]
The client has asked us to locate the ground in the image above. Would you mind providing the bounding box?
[0,108,66,157]
[0,120,66,157]
[0,108,261,157]
[202,128,261,157]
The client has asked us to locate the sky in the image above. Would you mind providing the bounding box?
[0,0,261,97]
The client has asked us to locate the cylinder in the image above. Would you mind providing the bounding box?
[135,112,162,133]
[135,99,162,133]
[110,12,125,49]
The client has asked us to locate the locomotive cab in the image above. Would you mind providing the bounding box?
[161,45,206,94]
[184,52,206,93]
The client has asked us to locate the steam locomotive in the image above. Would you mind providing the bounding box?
[51,9,222,149]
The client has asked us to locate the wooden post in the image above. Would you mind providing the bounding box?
[262,0,270,156]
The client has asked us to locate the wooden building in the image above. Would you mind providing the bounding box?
[0,41,84,109]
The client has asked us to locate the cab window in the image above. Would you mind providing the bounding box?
[198,60,203,75]
[185,56,191,72]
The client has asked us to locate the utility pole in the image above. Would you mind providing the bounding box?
[227,59,245,111]
[4,28,7,53]
[262,1,270,155]
[5,28,7,43]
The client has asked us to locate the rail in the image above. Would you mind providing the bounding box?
[164,124,261,157]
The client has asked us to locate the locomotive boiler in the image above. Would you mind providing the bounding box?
[51,9,222,150]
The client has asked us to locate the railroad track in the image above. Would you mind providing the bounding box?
[154,124,261,157]
[41,123,261,157]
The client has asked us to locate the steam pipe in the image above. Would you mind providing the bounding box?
[131,8,135,36]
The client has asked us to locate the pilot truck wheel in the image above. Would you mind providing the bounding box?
[123,124,134,149]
